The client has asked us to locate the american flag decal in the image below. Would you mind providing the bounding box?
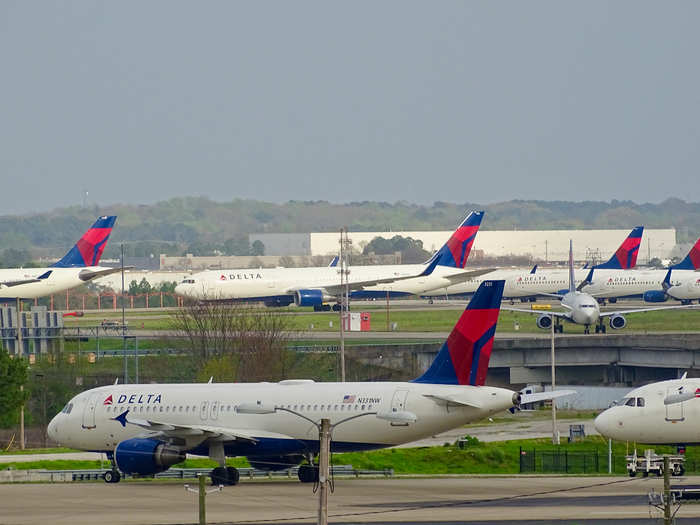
[343,395,356,404]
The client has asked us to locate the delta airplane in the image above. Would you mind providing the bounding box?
[174,211,491,308]
[594,373,700,447]
[422,227,645,302]
[580,237,700,304]
[0,216,121,300]
[47,280,568,485]
[503,241,697,334]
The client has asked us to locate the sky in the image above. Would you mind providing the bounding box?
[1,1,699,215]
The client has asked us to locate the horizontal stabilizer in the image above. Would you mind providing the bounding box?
[520,390,576,406]
[422,393,483,409]
[79,266,135,281]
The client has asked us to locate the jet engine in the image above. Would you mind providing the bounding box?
[536,314,552,330]
[247,454,304,471]
[114,438,185,475]
[643,290,668,303]
[608,314,627,330]
[294,289,332,307]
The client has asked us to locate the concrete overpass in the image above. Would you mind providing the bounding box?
[345,333,700,387]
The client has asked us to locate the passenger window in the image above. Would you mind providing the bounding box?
[637,398,645,407]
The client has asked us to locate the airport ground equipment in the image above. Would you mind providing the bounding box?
[627,449,685,477]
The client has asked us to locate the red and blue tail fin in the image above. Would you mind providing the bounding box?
[51,216,117,268]
[670,237,700,270]
[594,226,643,270]
[430,211,483,269]
[413,279,504,386]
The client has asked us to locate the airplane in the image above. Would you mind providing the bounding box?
[47,279,568,485]
[421,227,645,302]
[579,236,700,304]
[594,373,700,448]
[502,240,698,334]
[0,216,122,300]
[174,211,491,309]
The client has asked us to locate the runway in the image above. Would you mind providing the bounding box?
[2,476,699,524]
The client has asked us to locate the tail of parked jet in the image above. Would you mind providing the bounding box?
[670,237,700,270]
[413,279,504,386]
[427,211,484,269]
[51,216,117,268]
[593,226,643,270]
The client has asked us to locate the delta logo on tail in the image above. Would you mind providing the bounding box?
[433,211,484,269]
[51,216,117,268]
[594,226,643,270]
[671,237,700,271]
[413,279,504,386]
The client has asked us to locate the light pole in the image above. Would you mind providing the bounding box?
[238,403,416,525]
[550,316,559,445]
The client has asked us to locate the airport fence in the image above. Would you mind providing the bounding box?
[519,447,700,474]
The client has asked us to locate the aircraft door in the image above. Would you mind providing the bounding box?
[200,401,209,421]
[665,388,685,422]
[82,393,98,429]
[210,400,219,420]
[390,389,409,426]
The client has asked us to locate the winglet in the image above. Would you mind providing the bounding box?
[670,237,700,270]
[37,270,52,280]
[577,268,595,291]
[328,256,339,268]
[413,279,504,386]
[51,216,117,268]
[419,253,441,277]
[662,268,673,291]
[430,211,484,269]
[530,264,537,274]
[593,226,643,270]
[111,409,129,428]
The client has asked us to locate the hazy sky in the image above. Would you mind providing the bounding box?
[2,1,699,215]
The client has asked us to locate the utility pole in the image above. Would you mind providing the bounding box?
[551,317,559,445]
[338,228,351,382]
[318,418,331,525]
[121,244,127,384]
[17,298,25,449]
[664,455,671,525]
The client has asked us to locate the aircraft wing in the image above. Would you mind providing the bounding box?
[599,304,700,318]
[79,266,135,282]
[422,393,483,409]
[287,255,445,295]
[520,390,576,405]
[436,268,497,285]
[0,270,52,288]
[124,416,294,443]
[501,306,571,319]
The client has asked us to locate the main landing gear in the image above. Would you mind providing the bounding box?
[103,455,121,483]
[594,321,607,334]
[210,466,240,486]
[298,454,320,483]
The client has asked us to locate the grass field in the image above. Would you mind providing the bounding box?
[63,307,700,334]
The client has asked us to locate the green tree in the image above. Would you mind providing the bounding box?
[250,240,265,256]
[0,350,29,428]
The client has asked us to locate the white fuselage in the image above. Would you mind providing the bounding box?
[0,267,102,299]
[423,268,589,299]
[174,264,478,302]
[559,290,601,325]
[595,378,700,445]
[48,381,517,454]
[582,269,699,299]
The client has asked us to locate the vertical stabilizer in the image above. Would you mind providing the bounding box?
[670,237,700,270]
[429,211,484,269]
[413,279,504,386]
[51,216,117,268]
[593,226,643,270]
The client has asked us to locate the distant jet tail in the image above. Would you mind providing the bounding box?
[593,226,643,270]
[51,216,117,268]
[413,279,504,386]
[568,240,576,293]
[429,211,484,269]
[328,256,339,267]
[670,237,700,270]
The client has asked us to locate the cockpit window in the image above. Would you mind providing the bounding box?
[61,402,74,414]
[181,279,195,284]
[624,397,636,407]
[636,397,645,407]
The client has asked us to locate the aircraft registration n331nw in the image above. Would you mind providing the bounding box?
[0,216,122,300]
[174,211,490,308]
[47,280,569,485]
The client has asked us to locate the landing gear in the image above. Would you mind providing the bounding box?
[584,325,590,334]
[554,320,563,334]
[595,322,606,334]
[103,469,121,483]
[297,464,319,483]
[332,304,341,312]
[210,466,240,486]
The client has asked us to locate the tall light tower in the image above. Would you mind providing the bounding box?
[338,228,352,382]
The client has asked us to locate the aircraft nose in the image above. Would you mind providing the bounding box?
[47,415,59,442]
[594,410,614,438]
